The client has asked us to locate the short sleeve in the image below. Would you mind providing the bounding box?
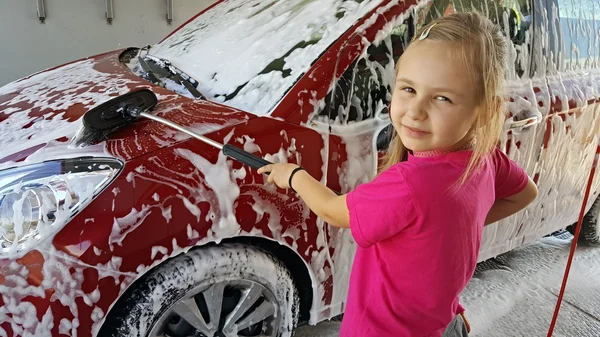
[346,165,419,248]
[492,148,529,200]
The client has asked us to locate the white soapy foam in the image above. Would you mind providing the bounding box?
[480,71,600,261]
[89,288,101,303]
[174,149,246,240]
[93,246,102,256]
[151,246,169,260]
[126,163,184,194]
[148,0,383,115]
[108,205,153,250]
[308,217,336,322]
[180,195,202,222]
[91,307,104,325]
[328,227,357,313]
[58,318,72,335]
[461,236,600,336]
[244,189,295,245]
[6,2,393,331]
[0,59,135,160]
[125,172,136,187]
[0,244,130,337]
[251,202,266,224]
[308,126,378,321]
[337,131,377,193]
[160,205,173,223]
[186,223,200,240]
[4,2,600,336]
[10,191,30,244]
[242,135,263,154]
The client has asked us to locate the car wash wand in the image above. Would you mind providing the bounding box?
[73,88,273,171]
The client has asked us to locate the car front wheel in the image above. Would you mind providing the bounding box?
[101,244,300,337]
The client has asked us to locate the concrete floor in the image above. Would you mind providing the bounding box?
[296,231,600,336]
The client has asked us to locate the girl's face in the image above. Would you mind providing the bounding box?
[390,40,480,153]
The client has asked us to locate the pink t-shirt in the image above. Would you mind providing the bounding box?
[340,148,529,337]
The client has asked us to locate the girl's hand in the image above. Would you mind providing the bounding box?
[257,163,301,190]
[258,162,350,228]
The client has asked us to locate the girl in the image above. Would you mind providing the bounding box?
[258,11,538,337]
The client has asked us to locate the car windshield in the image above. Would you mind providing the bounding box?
[148,0,383,116]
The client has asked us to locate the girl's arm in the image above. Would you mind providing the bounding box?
[484,176,538,225]
[258,164,350,228]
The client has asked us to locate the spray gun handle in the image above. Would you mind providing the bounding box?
[222,144,272,173]
[223,144,343,195]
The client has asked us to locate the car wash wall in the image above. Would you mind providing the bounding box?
[0,0,215,86]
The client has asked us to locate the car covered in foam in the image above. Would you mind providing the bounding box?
[1,0,600,336]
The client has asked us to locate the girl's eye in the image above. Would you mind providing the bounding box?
[435,96,452,103]
[402,87,415,94]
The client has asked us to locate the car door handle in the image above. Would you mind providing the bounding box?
[510,114,541,129]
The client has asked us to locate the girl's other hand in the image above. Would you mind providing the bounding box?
[257,163,300,189]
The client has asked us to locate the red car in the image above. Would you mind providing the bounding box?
[1,0,599,336]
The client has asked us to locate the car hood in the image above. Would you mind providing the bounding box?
[0,50,251,169]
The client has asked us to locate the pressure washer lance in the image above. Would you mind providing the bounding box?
[73,88,272,173]
[123,105,273,171]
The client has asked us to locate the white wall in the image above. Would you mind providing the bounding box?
[0,0,216,86]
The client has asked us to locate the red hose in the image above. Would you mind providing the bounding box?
[546,143,600,337]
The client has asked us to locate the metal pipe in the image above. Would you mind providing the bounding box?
[36,0,46,23]
[139,112,224,150]
[166,0,174,25]
[105,0,114,24]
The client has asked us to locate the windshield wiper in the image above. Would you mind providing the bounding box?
[137,46,205,99]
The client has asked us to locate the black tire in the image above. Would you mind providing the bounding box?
[101,244,299,337]
[568,197,600,245]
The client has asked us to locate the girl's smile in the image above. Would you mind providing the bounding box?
[401,124,431,138]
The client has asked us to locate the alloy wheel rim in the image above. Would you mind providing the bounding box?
[148,279,281,337]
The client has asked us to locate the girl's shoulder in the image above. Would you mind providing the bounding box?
[375,162,410,183]
[372,160,427,191]
[377,159,424,180]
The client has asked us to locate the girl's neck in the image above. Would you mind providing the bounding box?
[411,141,474,158]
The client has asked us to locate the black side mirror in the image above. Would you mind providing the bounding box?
[376,124,393,151]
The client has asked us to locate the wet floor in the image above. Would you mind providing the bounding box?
[296,231,600,336]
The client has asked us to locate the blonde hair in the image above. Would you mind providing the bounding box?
[380,12,508,183]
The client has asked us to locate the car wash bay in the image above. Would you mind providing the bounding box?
[2,1,600,337]
[296,231,600,336]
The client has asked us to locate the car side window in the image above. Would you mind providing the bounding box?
[317,19,412,125]
[317,0,536,126]
[417,0,534,79]
[556,0,600,70]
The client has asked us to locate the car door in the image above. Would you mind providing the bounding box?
[305,1,415,319]
[535,0,600,235]
[473,0,551,261]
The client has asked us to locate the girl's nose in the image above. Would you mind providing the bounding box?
[406,99,428,120]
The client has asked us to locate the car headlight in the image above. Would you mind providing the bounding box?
[0,157,122,254]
